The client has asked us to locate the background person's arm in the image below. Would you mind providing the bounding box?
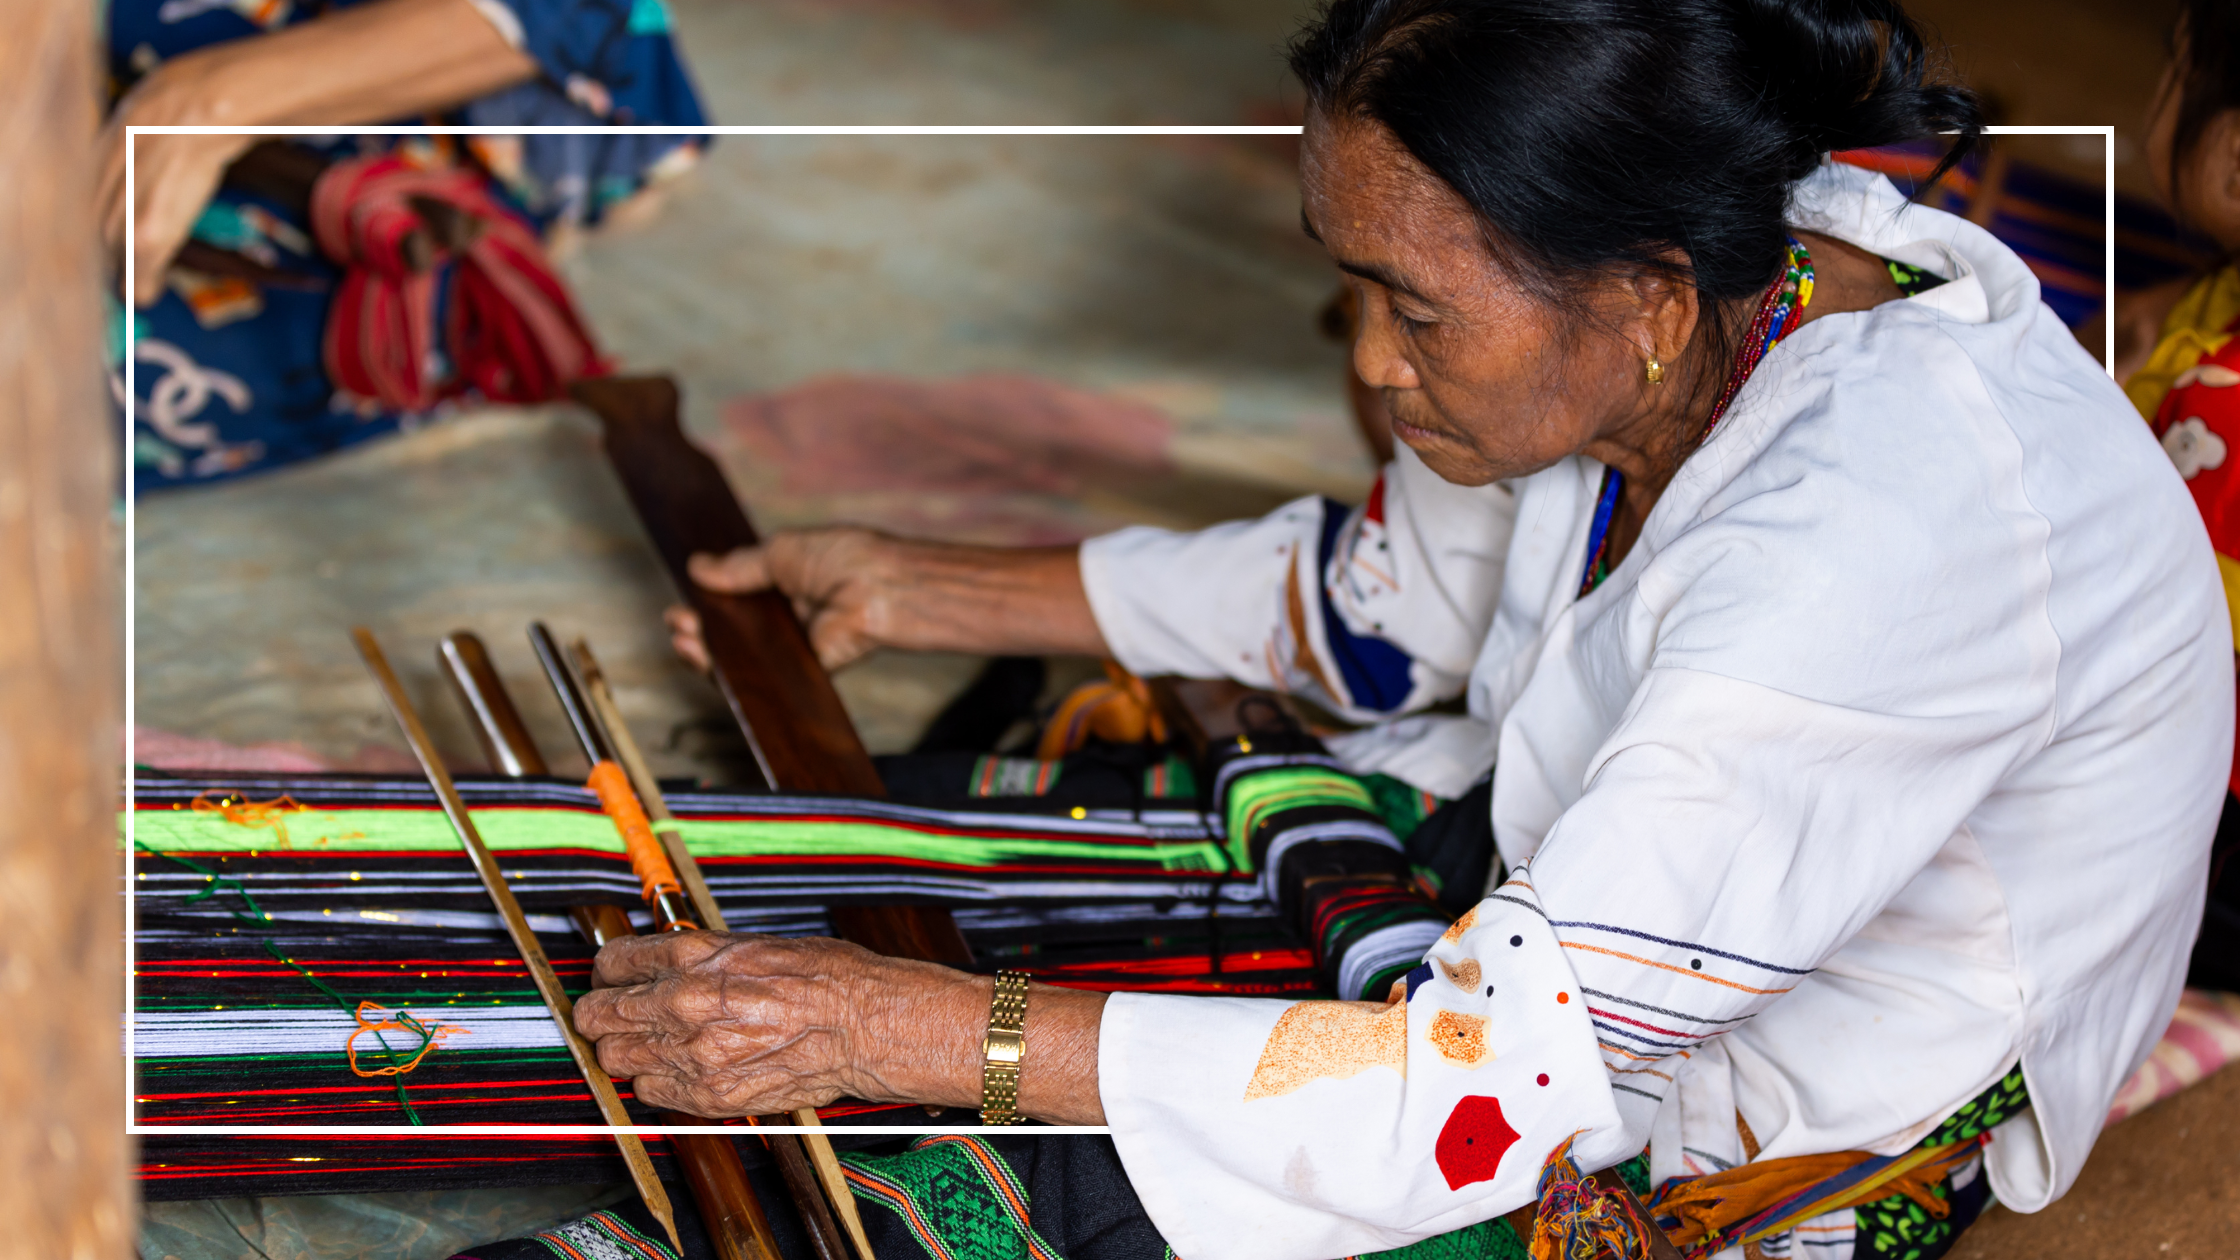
[99,0,541,305]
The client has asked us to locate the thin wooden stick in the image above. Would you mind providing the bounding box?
[352,627,682,1257]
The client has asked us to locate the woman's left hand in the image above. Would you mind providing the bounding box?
[572,932,991,1118]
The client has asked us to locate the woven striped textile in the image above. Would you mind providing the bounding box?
[130,771,1322,1200]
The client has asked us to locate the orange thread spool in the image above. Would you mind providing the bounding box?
[586,760,684,902]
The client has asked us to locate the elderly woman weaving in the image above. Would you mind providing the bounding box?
[578,2,2229,1258]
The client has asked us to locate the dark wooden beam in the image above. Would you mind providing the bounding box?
[573,375,973,966]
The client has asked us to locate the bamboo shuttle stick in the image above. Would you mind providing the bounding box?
[351,627,683,1257]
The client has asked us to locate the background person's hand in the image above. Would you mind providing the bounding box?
[91,0,540,306]
[97,63,255,307]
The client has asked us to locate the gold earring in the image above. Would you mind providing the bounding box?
[1645,357,1665,385]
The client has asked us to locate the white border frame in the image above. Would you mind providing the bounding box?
[123,122,2119,1138]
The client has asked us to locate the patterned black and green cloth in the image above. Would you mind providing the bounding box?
[129,749,1479,1201]
[1845,1066,2026,1260]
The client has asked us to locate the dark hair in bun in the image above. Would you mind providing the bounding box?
[1289,0,1981,305]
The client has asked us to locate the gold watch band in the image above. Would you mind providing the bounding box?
[980,970,1032,1125]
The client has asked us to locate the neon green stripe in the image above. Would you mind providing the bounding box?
[1223,768,1377,865]
[123,807,1226,872]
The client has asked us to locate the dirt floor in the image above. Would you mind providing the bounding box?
[1950,1063,2240,1260]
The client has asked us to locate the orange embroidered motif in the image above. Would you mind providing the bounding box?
[1439,958,1482,990]
[1243,1000,1408,1101]
[1441,906,1481,944]
[1428,1009,1491,1066]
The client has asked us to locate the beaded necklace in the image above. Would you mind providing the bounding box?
[1577,235,1814,596]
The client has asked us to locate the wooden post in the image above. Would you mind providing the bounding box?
[0,0,130,1254]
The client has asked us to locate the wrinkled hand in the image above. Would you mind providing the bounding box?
[665,527,908,673]
[572,930,981,1118]
[98,61,255,307]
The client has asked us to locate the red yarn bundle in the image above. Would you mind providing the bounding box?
[311,154,607,412]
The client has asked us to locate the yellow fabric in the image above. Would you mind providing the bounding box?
[2218,553,2240,652]
[2126,264,2240,424]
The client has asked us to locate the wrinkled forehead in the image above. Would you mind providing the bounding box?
[1301,114,1460,221]
[1301,113,1505,293]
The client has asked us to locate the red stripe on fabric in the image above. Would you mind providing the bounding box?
[845,1166,957,1260]
[1586,1006,1693,1040]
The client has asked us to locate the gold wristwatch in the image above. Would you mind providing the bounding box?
[980,970,1032,1124]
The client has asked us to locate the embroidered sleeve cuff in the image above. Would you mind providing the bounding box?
[1098,880,1631,1260]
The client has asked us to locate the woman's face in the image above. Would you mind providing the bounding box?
[1300,116,1660,486]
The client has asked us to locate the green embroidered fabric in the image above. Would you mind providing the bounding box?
[1359,1217,1532,1260]
[1851,1066,2027,1260]
[1924,1066,2028,1145]
[531,1208,675,1260]
[1363,773,1444,843]
[844,1136,1064,1260]
[1853,1181,1958,1260]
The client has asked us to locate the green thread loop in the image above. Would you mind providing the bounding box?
[136,842,432,1124]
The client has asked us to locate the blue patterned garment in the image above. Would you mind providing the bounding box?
[107,0,707,489]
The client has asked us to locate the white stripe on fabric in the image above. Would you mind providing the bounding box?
[1334,919,1446,1002]
[1257,819,1403,900]
[132,1004,560,1058]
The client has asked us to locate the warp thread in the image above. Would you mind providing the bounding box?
[136,842,455,1123]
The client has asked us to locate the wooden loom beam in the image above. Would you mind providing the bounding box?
[571,375,973,967]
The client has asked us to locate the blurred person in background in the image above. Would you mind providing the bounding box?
[103,0,706,489]
[2112,0,2240,993]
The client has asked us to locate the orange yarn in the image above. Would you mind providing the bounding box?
[586,760,683,901]
[190,791,310,848]
[1653,1143,1969,1255]
[1036,661,1169,760]
[345,1001,466,1078]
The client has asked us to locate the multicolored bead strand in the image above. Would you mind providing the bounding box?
[1578,236,1815,596]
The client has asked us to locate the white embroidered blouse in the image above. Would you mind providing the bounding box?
[1079,164,2232,1260]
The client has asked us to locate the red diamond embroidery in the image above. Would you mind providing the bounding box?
[1434,1094,1521,1190]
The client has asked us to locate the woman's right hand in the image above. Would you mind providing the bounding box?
[667,527,907,673]
[664,527,1108,673]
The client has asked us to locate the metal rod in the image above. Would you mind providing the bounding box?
[528,620,613,764]
[530,621,695,928]
[438,631,549,777]
[350,627,682,1256]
